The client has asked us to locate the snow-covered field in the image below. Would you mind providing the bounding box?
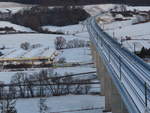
[84,4,115,16]
[56,47,92,63]
[42,24,86,35]
[104,21,150,52]
[0,65,96,83]
[0,18,102,112]
[16,95,105,113]
[0,21,34,32]
[97,6,150,52]
[0,2,32,13]
[127,6,150,11]
[0,34,56,58]
[0,31,90,58]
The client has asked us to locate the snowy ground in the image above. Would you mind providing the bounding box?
[0,21,35,32]
[42,24,86,35]
[104,21,150,52]
[0,32,89,58]
[0,2,32,13]
[0,3,117,113]
[97,7,150,52]
[0,65,96,83]
[0,34,56,58]
[16,95,105,113]
[56,47,92,63]
[84,4,115,16]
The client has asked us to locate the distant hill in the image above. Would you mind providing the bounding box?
[0,2,30,8]
[0,0,150,6]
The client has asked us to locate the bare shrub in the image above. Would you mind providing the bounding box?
[66,39,89,48]
[55,36,66,50]
[0,93,17,113]
[20,42,30,50]
[57,57,66,63]
[8,69,91,98]
[38,98,49,113]
[31,43,42,49]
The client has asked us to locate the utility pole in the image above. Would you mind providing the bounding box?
[133,43,136,53]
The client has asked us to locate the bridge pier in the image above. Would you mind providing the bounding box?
[111,80,128,113]
[91,43,129,113]
[91,43,105,96]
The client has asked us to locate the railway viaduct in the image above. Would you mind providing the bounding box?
[39,1,149,113]
[91,42,129,113]
[87,13,150,113]
[1,0,149,112]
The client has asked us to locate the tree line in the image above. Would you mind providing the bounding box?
[0,69,92,99]
[0,0,150,6]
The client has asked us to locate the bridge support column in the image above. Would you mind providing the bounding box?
[102,62,112,112]
[96,52,105,96]
[90,43,105,96]
[90,43,129,113]
[91,43,111,111]
[111,81,129,113]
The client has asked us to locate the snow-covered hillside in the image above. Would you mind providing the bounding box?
[0,2,32,13]
[96,6,150,52]
[42,24,86,35]
[0,21,34,32]
[84,4,115,16]
[104,21,150,52]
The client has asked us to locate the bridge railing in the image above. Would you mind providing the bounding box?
[86,17,150,113]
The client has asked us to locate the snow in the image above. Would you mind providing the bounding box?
[0,7,23,13]
[0,2,32,13]
[103,21,150,52]
[97,8,150,52]
[0,32,90,58]
[16,95,105,113]
[0,70,40,83]
[0,33,90,48]
[84,4,115,16]
[54,65,96,75]
[0,4,105,113]
[0,34,54,48]
[0,65,96,83]
[57,48,92,63]
[0,21,34,32]
[42,24,86,35]
[0,34,56,58]
[127,6,150,11]
[0,2,30,8]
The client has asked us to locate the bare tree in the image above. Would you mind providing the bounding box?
[38,98,49,113]
[0,93,17,113]
[20,42,30,50]
[55,36,66,50]
[57,57,66,64]
[10,72,26,98]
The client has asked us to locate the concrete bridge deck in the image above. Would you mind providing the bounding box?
[87,15,150,113]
